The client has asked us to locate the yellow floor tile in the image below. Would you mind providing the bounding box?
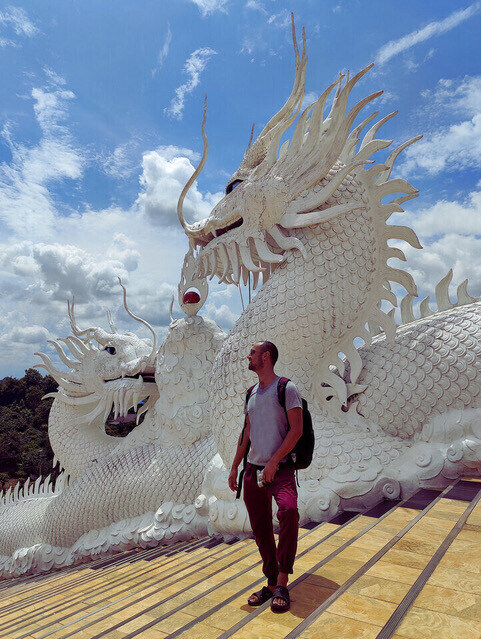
[366,560,423,585]
[179,620,224,638]
[300,611,382,638]
[327,591,396,627]
[312,556,364,585]
[193,603,250,631]
[413,583,481,620]
[347,574,412,604]
[456,525,481,540]
[230,616,299,639]
[394,531,448,556]
[335,544,383,564]
[379,547,434,571]
[395,605,481,639]
[436,548,481,574]
[425,564,481,596]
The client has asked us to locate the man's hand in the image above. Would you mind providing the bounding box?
[263,459,279,484]
[228,467,238,492]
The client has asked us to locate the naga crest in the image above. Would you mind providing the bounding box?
[177,15,424,403]
[177,16,422,302]
[35,281,158,422]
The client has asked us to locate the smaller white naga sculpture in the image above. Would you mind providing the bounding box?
[0,275,226,577]
[1,17,480,579]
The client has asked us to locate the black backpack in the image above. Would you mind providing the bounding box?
[235,377,314,499]
[277,377,315,470]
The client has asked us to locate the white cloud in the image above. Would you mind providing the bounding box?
[396,234,481,300]
[421,75,481,118]
[389,187,481,299]
[0,73,230,376]
[400,115,481,176]
[0,325,50,345]
[152,25,172,77]
[102,140,140,179]
[0,318,53,375]
[204,301,239,331]
[165,47,217,120]
[0,74,85,239]
[375,3,480,66]
[395,189,481,238]
[399,76,481,177]
[0,6,37,47]
[136,145,223,225]
[245,0,267,13]
[240,35,258,56]
[1,241,132,304]
[188,0,228,17]
[267,10,291,29]
[301,91,318,109]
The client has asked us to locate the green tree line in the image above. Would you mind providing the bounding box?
[0,369,57,491]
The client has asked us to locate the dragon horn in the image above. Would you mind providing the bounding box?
[117,277,158,362]
[241,14,307,169]
[177,95,209,236]
[68,297,94,342]
[246,123,255,150]
[107,309,118,333]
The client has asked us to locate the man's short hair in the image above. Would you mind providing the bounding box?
[260,341,278,365]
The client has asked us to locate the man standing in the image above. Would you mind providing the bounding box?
[228,341,302,613]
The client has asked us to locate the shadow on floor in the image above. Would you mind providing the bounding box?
[288,574,340,620]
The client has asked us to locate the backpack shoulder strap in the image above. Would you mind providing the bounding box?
[240,384,256,446]
[236,385,256,500]
[245,384,256,407]
[277,377,290,412]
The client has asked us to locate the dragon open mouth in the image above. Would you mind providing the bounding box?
[116,372,156,384]
[195,217,244,248]
[215,217,244,238]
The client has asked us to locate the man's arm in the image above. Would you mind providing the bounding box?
[228,416,251,492]
[263,407,302,483]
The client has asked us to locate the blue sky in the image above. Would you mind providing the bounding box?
[0,0,480,377]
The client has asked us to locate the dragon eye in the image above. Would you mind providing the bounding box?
[105,346,116,355]
[226,179,243,195]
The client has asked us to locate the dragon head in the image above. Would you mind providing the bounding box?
[35,281,159,424]
[176,15,420,298]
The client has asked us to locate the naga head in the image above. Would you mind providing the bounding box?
[35,281,158,415]
[177,15,420,295]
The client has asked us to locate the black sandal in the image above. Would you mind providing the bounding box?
[247,586,273,606]
[270,585,290,612]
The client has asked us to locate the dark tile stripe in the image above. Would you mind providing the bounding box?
[0,543,146,596]
[35,527,316,639]
[2,537,227,638]
[375,483,481,639]
[54,522,331,639]
[0,537,204,616]
[401,488,443,510]
[0,537,208,624]
[215,482,457,639]
[444,480,480,502]
[363,500,402,519]
[83,517,365,639]
[135,487,446,639]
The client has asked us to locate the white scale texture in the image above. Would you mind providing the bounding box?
[1,49,480,578]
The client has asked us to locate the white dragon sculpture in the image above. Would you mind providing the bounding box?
[1,19,480,578]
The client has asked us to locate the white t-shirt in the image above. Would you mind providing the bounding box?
[244,376,302,465]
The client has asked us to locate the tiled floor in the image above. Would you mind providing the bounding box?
[0,477,479,639]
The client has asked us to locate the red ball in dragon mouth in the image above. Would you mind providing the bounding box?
[183,290,201,304]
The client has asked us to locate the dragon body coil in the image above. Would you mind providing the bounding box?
[1,20,480,578]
